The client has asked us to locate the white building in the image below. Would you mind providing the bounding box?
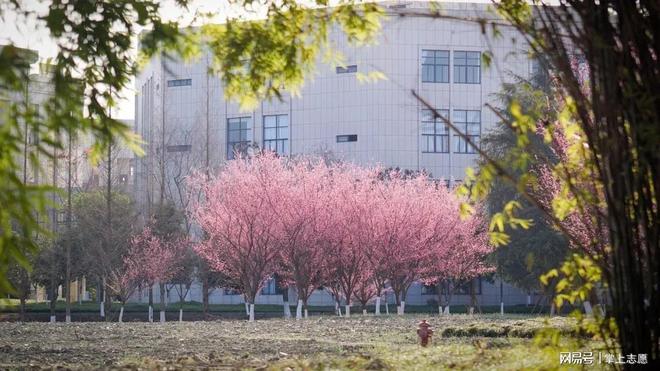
[133,1,541,308]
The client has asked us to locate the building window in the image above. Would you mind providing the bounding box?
[336,134,358,143]
[336,65,357,74]
[455,278,482,295]
[166,144,192,152]
[421,284,437,295]
[263,114,289,155]
[453,110,481,154]
[421,109,449,153]
[261,277,277,295]
[166,78,192,87]
[227,117,252,159]
[223,288,239,295]
[421,50,449,83]
[454,51,481,84]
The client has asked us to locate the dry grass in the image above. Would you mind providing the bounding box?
[0,314,605,370]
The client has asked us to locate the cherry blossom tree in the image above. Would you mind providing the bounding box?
[424,206,493,315]
[192,154,281,321]
[269,159,333,319]
[128,226,183,323]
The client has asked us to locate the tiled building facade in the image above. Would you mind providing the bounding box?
[133,2,542,307]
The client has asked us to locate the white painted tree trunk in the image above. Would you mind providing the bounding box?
[296,300,303,320]
[363,309,367,315]
[100,301,105,318]
[583,301,593,316]
[283,301,291,318]
[335,301,341,317]
[245,302,249,316]
[50,315,56,323]
[500,302,504,316]
[304,309,308,318]
[375,297,381,315]
[160,310,165,323]
[345,305,351,317]
[119,306,124,323]
[385,301,389,315]
[527,294,531,306]
[469,306,475,315]
[66,315,71,323]
[248,303,255,322]
[443,306,450,314]
[148,306,153,322]
[179,309,183,322]
[439,306,443,315]
[398,301,405,315]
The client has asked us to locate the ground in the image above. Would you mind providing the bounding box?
[0,314,608,370]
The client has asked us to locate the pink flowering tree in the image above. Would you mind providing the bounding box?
[106,262,140,323]
[128,226,183,323]
[424,204,493,314]
[269,158,333,319]
[191,154,281,321]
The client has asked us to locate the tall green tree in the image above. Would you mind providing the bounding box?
[1,0,382,297]
[482,79,569,301]
[413,1,658,365]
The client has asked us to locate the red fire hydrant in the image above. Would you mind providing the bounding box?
[417,319,433,347]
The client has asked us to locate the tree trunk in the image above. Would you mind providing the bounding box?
[77,279,82,305]
[345,304,351,317]
[159,282,166,323]
[296,299,303,320]
[148,286,153,322]
[248,303,255,322]
[19,297,26,322]
[179,308,183,322]
[99,278,105,319]
[202,277,209,319]
[375,296,381,315]
[104,284,112,322]
[119,305,124,323]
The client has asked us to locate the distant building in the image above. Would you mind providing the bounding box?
[132,1,545,307]
[0,45,92,302]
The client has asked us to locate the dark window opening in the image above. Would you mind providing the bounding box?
[166,78,192,87]
[336,65,358,74]
[336,134,358,143]
[166,144,192,152]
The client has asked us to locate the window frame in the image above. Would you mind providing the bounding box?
[453,51,481,84]
[421,49,450,83]
[336,65,358,74]
[263,114,289,155]
[421,109,450,153]
[166,78,192,87]
[452,109,481,154]
[336,134,358,143]
[226,116,252,159]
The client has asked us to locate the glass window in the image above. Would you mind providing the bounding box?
[166,78,192,87]
[421,50,449,83]
[453,109,481,153]
[227,117,252,159]
[454,51,481,84]
[261,277,277,295]
[336,134,358,143]
[421,284,437,295]
[263,114,289,155]
[421,109,449,153]
[336,65,358,74]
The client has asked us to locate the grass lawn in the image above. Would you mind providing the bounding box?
[0,299,552,315]
[0,314,609,370]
